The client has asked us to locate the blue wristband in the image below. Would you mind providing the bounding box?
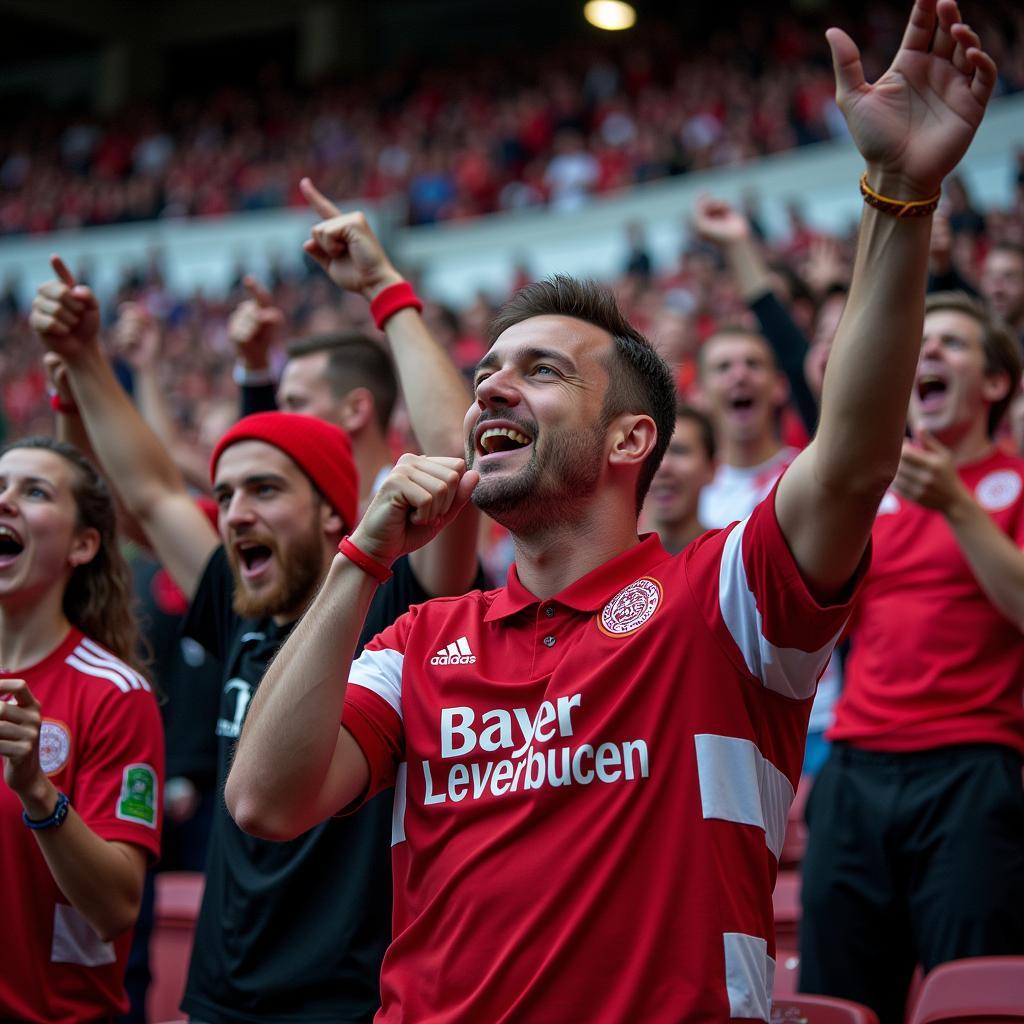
[23,791,70,830]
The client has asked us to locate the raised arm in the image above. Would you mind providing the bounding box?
[29,257,218,600]
[694,195,819,434]
[300,179,481,596]
[228,276,285,418]
[775,0,996,598]
[226,454,478,839]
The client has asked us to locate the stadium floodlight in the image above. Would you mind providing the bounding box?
[583,1,637,31]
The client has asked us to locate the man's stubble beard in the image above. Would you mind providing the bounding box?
[471,421,607,533]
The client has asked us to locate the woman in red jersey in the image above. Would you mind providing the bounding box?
[0,437,163,1024]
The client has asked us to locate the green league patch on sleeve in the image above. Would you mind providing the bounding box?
[116,763,158,828]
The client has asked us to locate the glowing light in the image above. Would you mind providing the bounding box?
[583,1,637,32]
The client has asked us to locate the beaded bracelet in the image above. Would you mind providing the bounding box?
[859,173,940,218]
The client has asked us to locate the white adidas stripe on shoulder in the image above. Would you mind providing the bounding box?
[67,640,152,694]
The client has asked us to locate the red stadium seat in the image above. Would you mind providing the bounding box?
[771,994,880,1023]
[147,871,205,1024]
[774,869,802,949]
[907,956,1024,1024]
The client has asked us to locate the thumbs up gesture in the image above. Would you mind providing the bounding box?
[300,177,404,300]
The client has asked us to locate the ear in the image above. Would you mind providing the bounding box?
[320,503,344,542]
[982,369,1012,407]
[69,526,100,569]
[339,387,376,434]
[607,414,658,470]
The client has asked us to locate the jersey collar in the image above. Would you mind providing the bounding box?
[484,533,670,621]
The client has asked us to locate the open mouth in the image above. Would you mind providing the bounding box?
[0,526,24,566]
[476,423,534,458]
[729,396,755,412]
[916,374,948,409]
[236,543,273,578]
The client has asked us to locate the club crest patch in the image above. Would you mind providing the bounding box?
[598,577,663,637]
[116,763,158,828]
[39,720,71,775]
[975,470,1022,512]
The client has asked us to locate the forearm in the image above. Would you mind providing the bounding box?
[945,495,1024,630]
[722,236,774,304]
[226,554,378,838]
[385,307,472,456]
[21,782,142,940]
[813,201,932,491]
[63,345,189,517]
[750,291,819,434]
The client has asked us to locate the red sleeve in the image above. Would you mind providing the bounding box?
[75,687,164,863]
[686,480,869,700]
[340,613,413,805]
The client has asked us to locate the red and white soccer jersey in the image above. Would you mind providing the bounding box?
[342,488,862,1023]
[0,628,164,1024]
[830,449,1024,753]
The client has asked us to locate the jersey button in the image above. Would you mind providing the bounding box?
[544,606,555,618]
[543,635,556,647]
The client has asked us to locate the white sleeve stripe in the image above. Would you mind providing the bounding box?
[349,647,404,720]
[718,516,842,700]
[392,762,407,846]
[66,655,131,693]
[723,932,774,1021]
[694,733,794,860]
[75,640,151,692]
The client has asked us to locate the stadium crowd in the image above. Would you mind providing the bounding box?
[2,1,1024,234]
[2,2,1024,1023]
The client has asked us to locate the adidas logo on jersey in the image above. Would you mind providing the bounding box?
[431,636,476,665]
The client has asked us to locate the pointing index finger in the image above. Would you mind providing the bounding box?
[50,255,76,288]
[300,177,341,219]
[243,275,273,307]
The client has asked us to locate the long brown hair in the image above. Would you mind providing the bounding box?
[2,437,147,676]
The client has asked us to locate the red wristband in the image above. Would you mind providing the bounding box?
[369,281,423,331]
[48,392,79,415]
[338,536,394,583]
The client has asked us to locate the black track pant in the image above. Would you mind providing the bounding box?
[799,743,1024,1024]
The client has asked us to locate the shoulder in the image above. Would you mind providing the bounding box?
[64,636,154,698]
[970,452,1024,516]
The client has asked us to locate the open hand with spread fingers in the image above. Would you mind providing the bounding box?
[828,0,997,200]
[29,256,101,361]
[300,178,404,300]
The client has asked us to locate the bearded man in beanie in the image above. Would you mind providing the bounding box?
[31,242,480,1021]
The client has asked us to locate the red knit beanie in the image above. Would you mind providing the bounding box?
[210,412,359,532]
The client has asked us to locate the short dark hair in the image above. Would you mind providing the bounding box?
[675,403,716,461]
[488,275,677,513]
[286,331,398,431]
[925,291,1023,436]
[698,325,777,376]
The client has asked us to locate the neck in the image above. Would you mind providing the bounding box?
[509,496,641,599]
[935,416,995,466]
[654,515,704,554]
[0,590,72,673]
[353,433,394,507]
[719,433,781,469]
